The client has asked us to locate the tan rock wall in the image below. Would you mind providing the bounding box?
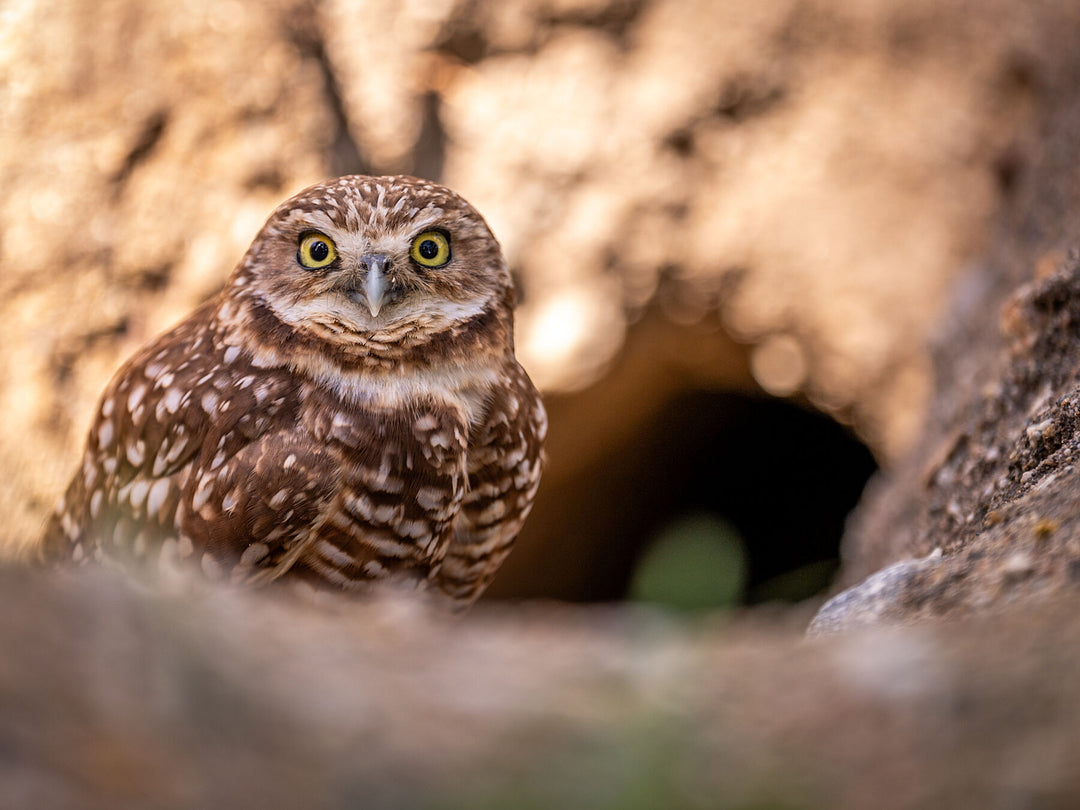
[2,0,1071,578]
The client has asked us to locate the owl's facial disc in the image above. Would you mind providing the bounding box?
[263,201,501,338]
[304,226,479,329]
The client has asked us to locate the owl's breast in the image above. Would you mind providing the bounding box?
[294,383,471,588]
[303,384,469,474]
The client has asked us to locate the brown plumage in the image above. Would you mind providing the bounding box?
[42,175,546,605]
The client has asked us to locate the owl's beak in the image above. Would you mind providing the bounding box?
[360,254,391,317]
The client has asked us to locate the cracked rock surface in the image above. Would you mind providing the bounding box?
[826,31,1080,628]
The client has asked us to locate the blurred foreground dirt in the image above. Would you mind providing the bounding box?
[5,565,1080,810]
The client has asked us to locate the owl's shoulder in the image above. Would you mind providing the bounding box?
[93,299,302,484]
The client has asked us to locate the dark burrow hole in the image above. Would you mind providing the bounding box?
[487,389,877,609]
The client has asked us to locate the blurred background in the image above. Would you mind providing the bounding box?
[0,0,1047,608]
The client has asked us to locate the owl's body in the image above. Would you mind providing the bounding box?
[43,176,546,605]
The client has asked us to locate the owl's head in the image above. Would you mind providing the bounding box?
[231,175,514,352]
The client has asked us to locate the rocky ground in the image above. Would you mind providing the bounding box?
[6,0,1080,807]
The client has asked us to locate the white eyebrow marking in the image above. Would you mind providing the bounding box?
[407,208,446,233]
[303,211,338,232]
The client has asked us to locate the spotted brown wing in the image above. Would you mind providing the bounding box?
[42,302,336,584]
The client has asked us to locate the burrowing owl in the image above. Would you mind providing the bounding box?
[42,175,546,605]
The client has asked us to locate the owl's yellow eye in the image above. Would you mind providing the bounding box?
[297,232,337,269]
[410,230,451,267]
